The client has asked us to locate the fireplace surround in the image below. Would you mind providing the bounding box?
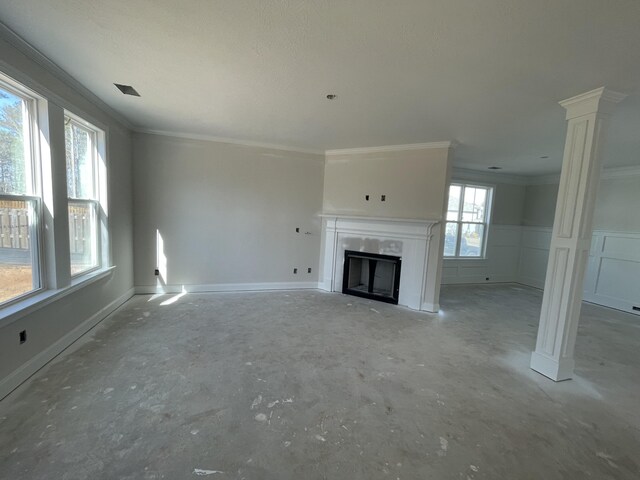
[319,215,442,311]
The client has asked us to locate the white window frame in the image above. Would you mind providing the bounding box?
[444,182,493,259]
[64,111,107,278]
[0,73,45,307]
[0,66,114,328]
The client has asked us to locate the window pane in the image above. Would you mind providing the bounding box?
[447,184,461,217]
[69,201,97,275]
[65,121,94,199]
[462,186,487,222]
[0,199,38,303]
[460,223,484,257]
[0,88,28,195]
[444,222,458,257]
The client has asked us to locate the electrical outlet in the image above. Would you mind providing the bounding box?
[308,267,312,273]
[365,195,369,201]
[19,330,27,344]
[485,277,490,281]
[293,268,298,274]
[296,227,300,233]
[154,269,160,276]
[381,195,386,201]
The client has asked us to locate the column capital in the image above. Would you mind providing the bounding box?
[559,87,627,120]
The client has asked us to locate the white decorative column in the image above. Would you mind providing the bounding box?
[531,87,626,381]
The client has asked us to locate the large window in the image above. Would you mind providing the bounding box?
[444,183,492,258]
[65,114,100,276]
[0,69,110,318]
[0,78,41,304]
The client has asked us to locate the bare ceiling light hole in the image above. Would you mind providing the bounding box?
[487,166,502,170]
[326,94,337,100]
[114,83,141,97]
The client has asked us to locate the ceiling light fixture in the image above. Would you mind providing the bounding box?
[326,94,337,100]
[114,83,141,97]
[488,166,502,170]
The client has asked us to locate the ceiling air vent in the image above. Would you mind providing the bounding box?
[114,83,140,97]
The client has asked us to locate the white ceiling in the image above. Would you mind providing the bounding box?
[1,0,640,175]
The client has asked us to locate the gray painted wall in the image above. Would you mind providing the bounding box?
[523,175,640,231]
[322,148,450,220]
[522,183,560,227]
[0,35,134,387]
[594,176,640,232]
[133,133,325,288]
[491,182,526,226]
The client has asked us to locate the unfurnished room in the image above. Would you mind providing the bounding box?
[0,2,639,479]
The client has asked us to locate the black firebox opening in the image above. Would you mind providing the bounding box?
[342,250,401,304]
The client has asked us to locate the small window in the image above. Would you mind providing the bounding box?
[0,76,42,305]
[444,183,492,258]
[65,114,101,276]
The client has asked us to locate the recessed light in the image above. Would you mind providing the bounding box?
[326,94,337,100]
[114,83,140,97]
[488,166,502,170]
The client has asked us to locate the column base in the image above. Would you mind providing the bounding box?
[530,351,575,382]
[421,302,439,313]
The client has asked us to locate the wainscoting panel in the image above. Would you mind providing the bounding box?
[518,228,640,316]
[517,227,553,289]
[583,231,640,315]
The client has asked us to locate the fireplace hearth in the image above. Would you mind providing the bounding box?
[342,250,401,304]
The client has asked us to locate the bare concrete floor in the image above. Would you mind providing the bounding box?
[1,284,639,479]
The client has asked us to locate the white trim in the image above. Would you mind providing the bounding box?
[600,165,640,180]
[134,129,325,156]
[421,302,439,313]
[318,214,440,224]
[134,282,320,295]
[0,21,133,130]
[530,351,575,382]
[325,141,456,156]
[0,287,134,401]
[0,266,116,328]
[451,167,530,185]
[559,87,627,112]
[320,216,440,311]
[524,165,640,186]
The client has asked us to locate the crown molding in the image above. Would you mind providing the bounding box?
[134,128,325,155]
[0,21,133,130]
[601,165,640,180]
[325,141,457,156]
[451,167,530,185]
[526,165,640,185]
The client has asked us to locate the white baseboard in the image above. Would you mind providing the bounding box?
[0,288,135,401]
[584,294,640,316]
[517,276,545,289]
[442,275,517,285]
[134,282,320,295]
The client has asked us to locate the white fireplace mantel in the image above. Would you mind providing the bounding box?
[319,215,441,311]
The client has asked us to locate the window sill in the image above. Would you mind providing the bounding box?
[0,266,116,329]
